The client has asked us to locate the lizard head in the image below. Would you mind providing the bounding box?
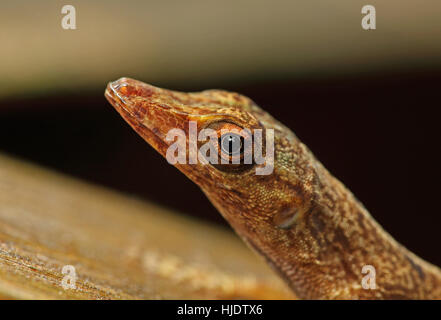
[105,78,316,239]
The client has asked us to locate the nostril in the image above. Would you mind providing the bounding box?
[109,80,130,99]
[109,77,155,99]
[119,84,128,95]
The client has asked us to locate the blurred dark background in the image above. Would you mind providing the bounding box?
[1,1,440,267]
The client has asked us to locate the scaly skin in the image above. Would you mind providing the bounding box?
[105,77,441,299]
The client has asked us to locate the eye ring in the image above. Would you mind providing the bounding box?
[203,120,256,173]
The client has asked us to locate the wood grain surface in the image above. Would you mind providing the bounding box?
[0,153,294,299]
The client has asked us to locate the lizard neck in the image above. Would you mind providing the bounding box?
[209,151,441,299]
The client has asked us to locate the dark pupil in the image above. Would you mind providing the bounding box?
[220,133,243,156]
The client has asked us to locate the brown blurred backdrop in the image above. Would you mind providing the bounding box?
[1,1,440,266]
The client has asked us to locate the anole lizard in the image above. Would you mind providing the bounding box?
[105,77,441,299]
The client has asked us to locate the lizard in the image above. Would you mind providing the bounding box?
[105,77,441,299]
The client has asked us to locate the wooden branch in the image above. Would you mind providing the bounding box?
[0,154,294,299]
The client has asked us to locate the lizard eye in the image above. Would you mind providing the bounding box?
[220,133,244,156]
[205,121,255,173]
